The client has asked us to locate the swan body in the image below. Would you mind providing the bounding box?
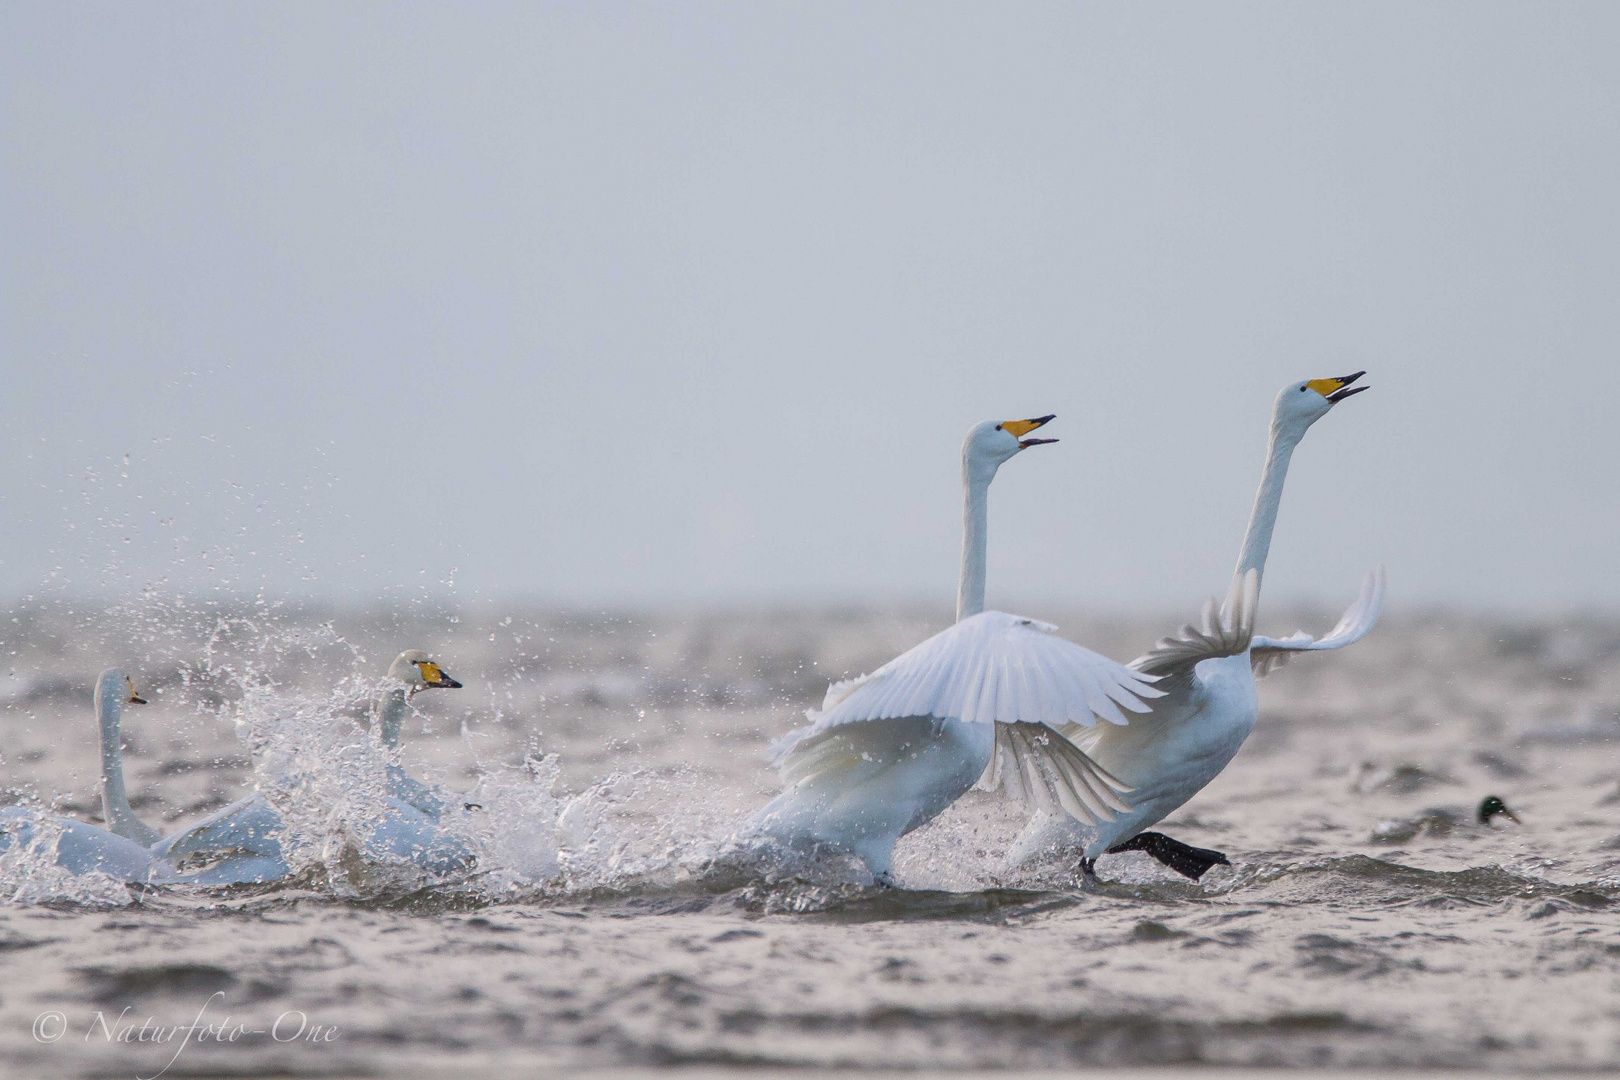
[149,792,287,884]
[1010,374,1383,879]
[748,417,1161,884]
[0,805,157,881]
[0,669,163,883]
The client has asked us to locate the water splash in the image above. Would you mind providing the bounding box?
[0,808,133,906]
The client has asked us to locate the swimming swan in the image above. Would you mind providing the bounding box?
[749,416,1163,885]
[0,669,163,882]
[1010,373,1383,881]
[150,649,468,884]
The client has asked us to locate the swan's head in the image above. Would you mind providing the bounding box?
[387,649,464,694]
[94,667,147,710]
[1272,372,1368,438]
[962,415,1057,482]
[1477,795,1521,826]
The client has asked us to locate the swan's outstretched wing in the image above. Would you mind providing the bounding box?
[768,610,1160,824]
[1250,565,1386,677]
[778,610,1161,743]
[1127,570,1260,687]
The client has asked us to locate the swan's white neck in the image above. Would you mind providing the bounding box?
[379,686,409,751]
[957,466,993,622]
[96,686,158,845]
[1233,425,1305,588]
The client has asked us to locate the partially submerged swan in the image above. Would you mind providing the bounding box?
[0,669,162,882]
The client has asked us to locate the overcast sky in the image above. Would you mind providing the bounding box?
[3,3,1618,612]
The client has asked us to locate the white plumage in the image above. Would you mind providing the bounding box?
[1009,374,1384,880]
[1249,565,1386,676]
[776,611,1157,741]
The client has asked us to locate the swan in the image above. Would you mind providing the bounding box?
[0,669,163,882]
[746,416,1164,885]
[1009,373,1383,881]
[149,649,470,884]
[378,649,463,818]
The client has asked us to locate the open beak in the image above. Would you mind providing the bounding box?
[1322,371,1369,403]
[1000,414,1058,448]
[417,662,463,690]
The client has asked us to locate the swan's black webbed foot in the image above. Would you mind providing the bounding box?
[873,870,898,889]
[1107,832,1229,881]
[1078,857,1097,878]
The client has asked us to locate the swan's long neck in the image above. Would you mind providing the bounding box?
[956,466,992,622]
[379,687,409,752]
[97,692,154,844]
[1233,426,1303,588]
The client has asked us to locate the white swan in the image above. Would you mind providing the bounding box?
[378,649,462,818]
[0,669,163,882]
[1009,373,1383,881]
[150,649,470,884]
[747,416,1163,885]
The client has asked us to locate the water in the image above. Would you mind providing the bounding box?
[1,594,1617,1075]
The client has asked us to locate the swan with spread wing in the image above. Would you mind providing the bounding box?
[1010,373,1384,880]
[748,416,1163,885]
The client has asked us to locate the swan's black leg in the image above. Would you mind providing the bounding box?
[1106,832,1229,881]
[1078,857,1097,878]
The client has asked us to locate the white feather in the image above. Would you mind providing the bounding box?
[1250,565,1387,676]
[791,610,1161,741]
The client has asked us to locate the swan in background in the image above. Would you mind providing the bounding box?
[1010,373,1382,881]
[150,649,469,884]
[0,669,160,882]
[748,416,1163,885]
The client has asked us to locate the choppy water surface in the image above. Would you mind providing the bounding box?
[1,595,1618,1076]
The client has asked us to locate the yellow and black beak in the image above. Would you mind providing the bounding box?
[416,661,463,690]
[998,414,1058,448]
[1306,371,1369,403]
[126,678,147,706]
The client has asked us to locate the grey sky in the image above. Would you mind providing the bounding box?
[3,3,1618,610]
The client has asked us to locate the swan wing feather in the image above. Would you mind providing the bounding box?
[1128,569,1260,682]
[1250,565,1386,677]
[979,721,1134,824]
[774,609,1159,755]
